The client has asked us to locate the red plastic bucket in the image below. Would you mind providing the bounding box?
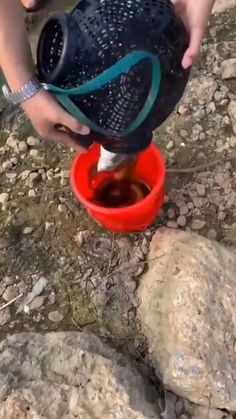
[70,143,165,233]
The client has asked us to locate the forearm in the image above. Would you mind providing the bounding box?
[0,0,34,90]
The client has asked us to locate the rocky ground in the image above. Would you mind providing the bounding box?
[0,2,236,419]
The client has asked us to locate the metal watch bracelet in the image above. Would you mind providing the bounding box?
[2,76,42,105]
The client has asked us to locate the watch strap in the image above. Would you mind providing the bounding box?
[2,76,42,105]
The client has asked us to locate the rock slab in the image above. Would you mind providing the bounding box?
[138,228,236,410]
[0,332,160,419]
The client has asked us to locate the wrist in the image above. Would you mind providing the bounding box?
[2,75,42,106]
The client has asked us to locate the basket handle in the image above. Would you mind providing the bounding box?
[42,50,161,137]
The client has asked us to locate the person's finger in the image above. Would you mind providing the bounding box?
[49,126,87,151]
[59,108,90,136]
[182,26,203,69]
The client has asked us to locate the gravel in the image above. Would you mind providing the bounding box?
[48,310,64,323]
[177,215,187,227]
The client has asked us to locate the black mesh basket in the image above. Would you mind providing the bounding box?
[37,0,190,153]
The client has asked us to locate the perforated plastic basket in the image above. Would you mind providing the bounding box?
[37,0,190,153]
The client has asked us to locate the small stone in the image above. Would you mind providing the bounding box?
[0,193,9,204]
[218,211,226,221]
[167,208,176,220]
[2,160,14,171]
[180,416,188,419]
[207,229,217,240]
[0,147,5,155]
[179,205,189,216]
[27,136,40,147]
[20,170,30,180]
[175,400,184,415]
[28,189,36,197]
[206,101,216,114]
[49,292,56,305]
[193,109,206,121]
[58,204,68,213]
[2,285,19,302]
[29,149,39,158]
[29,172,41,185]
[221,58,236,80]
[191,220,206,230]
[60,177,68,186]
[24,305,30,314]
[196,183,206,197]
[199,132,206,141]
[166,139,175,150]
[6,172,17,180]
[60,170,70,178]
[229,136,236,148]
[23,226,33,234]
[180,129,188,138]
[46,169,54,180]
[45,221,54,230]
[75,230,90,246]
[222,115,231,126]
[48,310,63,323]
[18,141,28,152]
[177,104,190,116]
[192,197,208,208]
[11,157,18,165]
[6,136,19,152]
[167,221,178,229]
[177,215,187,227]
[29,296,45,310]
[0,307,11,326]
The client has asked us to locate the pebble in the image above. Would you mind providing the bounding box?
[18,141,28,152]
[58,204,68,213]
[167,221,178,229]
[60,177,68,186]
[177,215,187,227]
[206,101,216,114]
[191,220,206,230]
[2,285,19,302]
[177,104,190,116]
[2,160,13,171]
[180,129,188,138]
[166,139,175,150]
[20,170,30,180]
[193,108,205,121]
[207,229,217,240]
[27,136,40,147]
[199,132,206,141]
[180,416,188,419]
[29,172,41,185]
[29,296,45,310]
[0,147,5,155]
[6,136,19,152]
[175,400,184,415]
[29,149,39,158]
[28,189,36,197]
[6,172,17,180]
[218,211,226,221]
[11,157,18,165]
[49,292,56,305]
[196,183,206,197]
[167,208,176,220]
[46,169,54,180]
[222,115,231,126]
[179,205,189,216]
[0,307,11,326]
[0,192,9,204]
[60,170,70,178]
[23,226,33,235]
[192,197,208,209]
[229,136,236,148]
[48,310,64,323]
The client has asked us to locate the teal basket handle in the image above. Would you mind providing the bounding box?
[42,51,161,137]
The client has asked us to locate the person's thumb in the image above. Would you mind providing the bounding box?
[59,108,90,136]
[182,26,203,69]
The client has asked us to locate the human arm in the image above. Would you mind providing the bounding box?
[172,0,216,69]
[0,0,89,149]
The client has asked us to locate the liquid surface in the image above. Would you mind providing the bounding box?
[91,178,151,208]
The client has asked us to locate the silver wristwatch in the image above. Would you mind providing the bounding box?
[2,76,42,105]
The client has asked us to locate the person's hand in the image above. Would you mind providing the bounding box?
[22,89,90,151]
[172,0,215,69]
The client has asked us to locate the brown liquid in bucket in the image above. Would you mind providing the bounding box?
[91,178,151,208]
